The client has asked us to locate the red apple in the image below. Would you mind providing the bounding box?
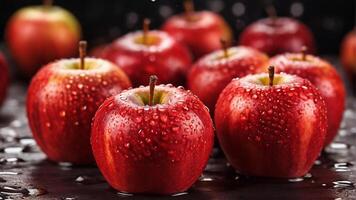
[340,28,356,93]
[91,76,214,194]
[239,17,315,56]
[27,41,131,164]
[0,52,9,107]
[161,0,232,58]
[188,45,269,113]
[100,19,192,87]
[215,67,327,178]
[269,52,346,146]
[5,0,81,77]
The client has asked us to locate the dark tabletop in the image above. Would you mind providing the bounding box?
[0,57,355,200]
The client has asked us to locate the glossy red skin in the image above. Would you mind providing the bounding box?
[239,17,315,56]
[340,30,356,74]
[215,74,327,178]
[188,46,269,113]
[6,6,81,77]
[27,58,131,164]
[91,85,214,194]
[100,31,192,87]
[0,52,9,107]
[270,54,345,146]
[162,11,232,59]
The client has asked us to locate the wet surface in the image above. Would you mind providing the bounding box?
[0,83,354,200]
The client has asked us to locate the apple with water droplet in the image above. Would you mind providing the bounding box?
[0,52,9,107]
[269,50,345,146]
[239,7,315,56]
[91,76,214,194]
[27,41,131,164]
[215,67,327,177]
[5,0,81,77]
[161,0,232,59]
[188,43,269,114]
[100,19,192,87]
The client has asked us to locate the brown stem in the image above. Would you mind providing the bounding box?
[301,46,307,61]
[268,66,275,87]
[149,75,158,106]
[143,18,151,45]
[184,0,195,21]
[43,0,53,9]
[79,41,87,70]
[220,39,229,59]
[265,5,277,24]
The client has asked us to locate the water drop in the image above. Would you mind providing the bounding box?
[59,111,66,117]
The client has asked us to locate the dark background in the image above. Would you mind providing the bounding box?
[0,0,355,54]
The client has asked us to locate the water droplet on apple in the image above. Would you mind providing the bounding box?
[45,122,51,128]
[77,84,83,89]
[252,94,258,99]
[134,117,142,123]
[59,111,66,117]
[143,106,149,111]
[124,143,130,148]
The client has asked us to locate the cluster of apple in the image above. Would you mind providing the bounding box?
[0,0,354,195]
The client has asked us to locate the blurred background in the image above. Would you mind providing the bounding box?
[1,0,355,54]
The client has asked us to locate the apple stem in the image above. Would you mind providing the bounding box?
[265,5,277,23]
[143,18,151,45]
[79,41,87,70]
[43,0,53,9]
[301,46,307,61]
[149,75,158,106]
[184,0,195,21]
[220,39,229,59]
[268,66,275,87]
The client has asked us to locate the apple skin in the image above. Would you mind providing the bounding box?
[215,73,327,178]
[340,29,356,83]
[91,85,214,194]
[27,58,131,164]
[162,11,232,59]
[269,54,345,146]
[0,52,9,107]
[239,17,315,56]
[187,46,269,113]
[5,5,81,77]
[100,31,192,87]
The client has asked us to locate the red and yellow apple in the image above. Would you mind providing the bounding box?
[27,41,131,164]
[5,1,81,77]
[215,68,327,177]
[91,76,214,194]
[100,20,192,87]
[239,17,315,56]
[270,52,345,146]
[188,45,269,113]
[162,0,232,58]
